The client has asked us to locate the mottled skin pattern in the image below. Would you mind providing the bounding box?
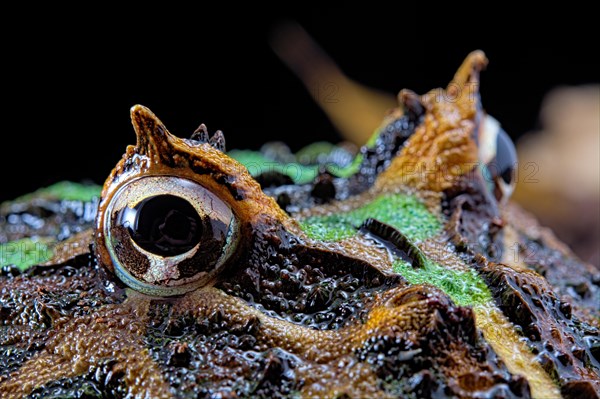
[1,52,599,399]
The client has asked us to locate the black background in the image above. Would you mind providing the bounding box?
[1,9,597,202]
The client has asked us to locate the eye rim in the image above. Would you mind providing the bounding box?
[102,175,239,296]
[479,115,517,203]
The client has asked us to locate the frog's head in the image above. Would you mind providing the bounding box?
[94,105,296,296]
[94,51,516,299]
[7,51,592,399]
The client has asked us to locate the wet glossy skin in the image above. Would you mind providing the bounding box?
[1,52,599,399]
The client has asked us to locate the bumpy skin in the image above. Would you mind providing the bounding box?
[1,52,599,399]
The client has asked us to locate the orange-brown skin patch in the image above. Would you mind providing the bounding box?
[171,284,505,398]
[0,294,172,399]
[376,51,485,195]
[41,230,92,266]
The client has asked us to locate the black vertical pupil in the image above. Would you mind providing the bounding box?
[128,195,202,256]
[495,128,517,184]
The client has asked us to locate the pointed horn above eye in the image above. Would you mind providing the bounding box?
[398,89,424,121]
[191,123,210,142]
[189,123,226,152]
[447,50,488,97]
[208,130,226,152]
[130,104,173,162]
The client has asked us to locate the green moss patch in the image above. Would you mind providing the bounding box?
[12,181,101,203]
[393,260,492,307]
[300,194,441,242]
[0,238,53,271]
[228,148,363,184]
[228,150,319,184]
[332,154,363,178]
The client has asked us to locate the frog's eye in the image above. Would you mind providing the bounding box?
[103,175,238,296]
[479,115,518,203]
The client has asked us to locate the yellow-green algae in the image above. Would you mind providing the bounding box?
[1,182,100,271]
[228,147,362,184]
[393,260,492,307]
[300,194,441,243]
[0,238,53,271]
[298,192,491,308]
[229,150,320,184]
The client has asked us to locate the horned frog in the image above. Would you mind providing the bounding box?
[1,51,598,399]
